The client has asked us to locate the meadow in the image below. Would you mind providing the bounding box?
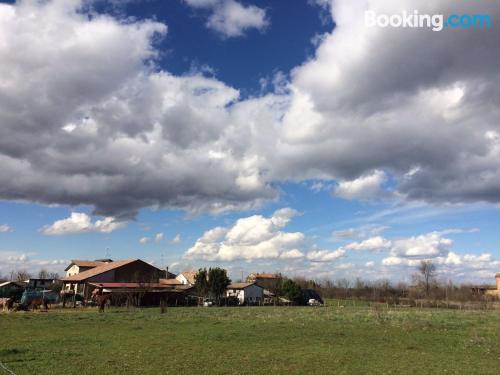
[0,302,499,375]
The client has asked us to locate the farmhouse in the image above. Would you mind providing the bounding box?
[65,259,112,277]
[61,259,166,299]
[226,282,264,305]
[176,271,197,286]
[247,273,281,290]
[472,273,500,297]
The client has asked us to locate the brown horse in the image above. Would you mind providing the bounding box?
[29,298,49,311]
[0,298,14,312]
[92,289,111,312]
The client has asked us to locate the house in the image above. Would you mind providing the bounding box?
[226,282,264,305]
[65,260,112,277]
[61,259,166,299]
[472,273,500,297]
[26,278,57,290]
[486,273,500,297]
[176,271,197,286]
[247,273,281,291]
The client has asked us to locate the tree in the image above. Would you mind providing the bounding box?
[282,279,303,305]
[194,268,209,300]
[418,260,437,297]
[38,269,49,279]
[208,267,231,305]
[12,270,31,282]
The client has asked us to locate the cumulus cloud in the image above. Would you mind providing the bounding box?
[0,250,67,275]
[332,224,388,240]
[2,0,500,221]
[275,0,500,206]
[183,0,268,37]
[306,248,345,262]
[185,208,304,261]
[41,213,126,235]
[0,224,12,233]
[334,170,388,200]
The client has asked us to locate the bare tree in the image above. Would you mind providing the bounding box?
[418,260,437,297]
[12,270,31,282]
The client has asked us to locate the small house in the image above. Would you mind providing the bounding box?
[226,282,264,305]
[176,271,197,286]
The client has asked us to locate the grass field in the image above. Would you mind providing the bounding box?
[1,302,499,375]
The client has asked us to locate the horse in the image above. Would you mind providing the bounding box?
[92,288,111,312]
[0,298,14,312]
[28,298,49,311]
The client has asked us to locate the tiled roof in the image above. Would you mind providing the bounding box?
[250,273,278,279]
[228,282,260,290]
[62,259,138,282]
[159,278,183,285]
[65,260,107,271]
[179,271,197,284]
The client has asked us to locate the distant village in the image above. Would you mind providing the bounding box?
[1,257,499,312]
[0,258,324,311]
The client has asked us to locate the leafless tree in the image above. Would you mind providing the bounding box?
[418,260,437,297]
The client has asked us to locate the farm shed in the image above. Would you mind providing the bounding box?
[26,278,57,290]
[62,259,166,300]
[0,281,26,299]
[226,283,264,305]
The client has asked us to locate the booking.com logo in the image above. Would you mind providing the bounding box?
[365,10,491,31]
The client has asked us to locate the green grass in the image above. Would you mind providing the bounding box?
[1,303,499,375]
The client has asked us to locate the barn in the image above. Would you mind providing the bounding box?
[61,259,166,300]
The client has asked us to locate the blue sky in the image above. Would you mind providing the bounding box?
[0,0,499,283]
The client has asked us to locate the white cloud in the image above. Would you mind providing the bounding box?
[41,213,126,235]
[365,261,375,267]
[306,248,345,262]
[1,0,500,224]
[185,208,304,261]
[334,170,387,200]
[0,251,67,275]
[0,224,12,233]
[140,237,151,245]
[344,236,392,252]
[155,233,164,242]
[332,224,388,240]
[171,234,182,244]
[390,232,452,258]
[183,0,268,37]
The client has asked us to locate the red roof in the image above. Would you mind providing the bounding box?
[251,273,278,279]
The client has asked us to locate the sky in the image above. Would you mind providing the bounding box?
[0,0,499,284]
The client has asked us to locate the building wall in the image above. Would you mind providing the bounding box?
[176,274,190,285]
[66,265,80,278]
[114,261,164,283]
[227,285,263,305]
[243,284,264,303]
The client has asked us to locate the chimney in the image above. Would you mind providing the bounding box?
[166,266,169,279]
